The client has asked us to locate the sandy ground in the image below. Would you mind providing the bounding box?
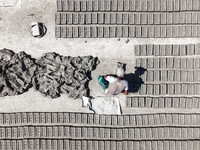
[0,0,200,114]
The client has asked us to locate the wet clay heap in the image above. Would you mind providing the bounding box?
[0,49,99,99]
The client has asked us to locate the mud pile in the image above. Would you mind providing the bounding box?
[0,49,99,99]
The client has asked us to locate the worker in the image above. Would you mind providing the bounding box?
[98,68,128,95]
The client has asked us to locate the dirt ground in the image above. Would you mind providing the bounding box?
[0,0,200,114]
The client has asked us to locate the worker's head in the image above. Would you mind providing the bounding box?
[116,68,125,78]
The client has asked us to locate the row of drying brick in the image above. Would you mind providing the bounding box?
[135,70,200,82]
[134,83,200,95]
[135,57,200,69]
[1,139,200,150]
[0,113,199,126]
[135,44,200,56]
[55,12,200,25]
[0,126,200,139]
[57,0,200,12]
[55,25,200,38]
[127,96,200,108]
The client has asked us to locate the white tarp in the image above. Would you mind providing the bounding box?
[90,96,121,115]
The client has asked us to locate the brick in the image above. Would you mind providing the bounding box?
[175,84,181,95]
[192,13,198,24]
[155,26,161,37]
[174,0,180,11]
[85,27,91,37]
[173,13,179,24]
[124,0,130,11]
[154,14,160,24]
[181,70,187,82]
[148,1,154,11]
[165,45,172,55]
[110,26,116,37]
[161,70,167,81]
[116,26,123,37]
[153,128,159,138]
[167,13,173,24]
[135,0,142,11]
[167,58,173,69]
[148,14,154,24]
[57,0,62,11]
[110,13,116,24]
[81,1,87,11]
[172,26,179,37]
[68,0,74,11]
[154,0,161,11]
[123,26,129,37]
[105,13,110,24]
[186,13,192,23]
[62,0,69,11]
[139,84,147,95]
[55,13,61,25]
[173,45,180,55]
[60,13,66,24]
[187,44,195,55]
[104,27,109,38]
[187,0,193,10]
[87,1,93,11]
[74,1,80,11]
[140,45,147,56]
[192,26,198,37]
[79,13,85,24]
[118,0,124,11]
[181,0,187,10]
[166,26,173,37]
[117,13,123,24]
[161,1,167,11]
[104,0,111,11]
[167,0,174,11]
[91,27,97,37]
[148,26,155,38]
[78,27,85,38]
[188,84,194,95]
[174,58,181,69]
[98,13,104,24]
[92,13,98,24]
[73,13,79,24]
[154,58,160,68]
[61,27,67,38]
[161,13,166,24]
[136,26,141,37]
[111,0,118,11]
[152,98,159,108]
[123,13,129,24]
[147,70,154,81]
[193,0,200,10]
[67,13,73,24]
[135,14,141,24]
[182,84,188,94]
[173,97,179,108]
[142,27,148,37]
[180,45,186,55]
[55,27,61,38]
[154,70,160,82]
[187,58,194,69]
[141,14,147,24]
[179,26,186,37]
[161,26,166,37]
[195,84,200,95]
[179,13,186,24]
[66,27,73,38]
[129,26,135,37]
[85,13,91,24]
[129,14,134,24]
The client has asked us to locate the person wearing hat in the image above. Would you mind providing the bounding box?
[98,68,128,95]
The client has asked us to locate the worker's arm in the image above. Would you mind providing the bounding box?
[122,90,128,95]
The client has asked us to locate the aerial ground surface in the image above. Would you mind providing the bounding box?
[1,0,200,149]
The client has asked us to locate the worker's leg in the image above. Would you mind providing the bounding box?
[98,76,109,91]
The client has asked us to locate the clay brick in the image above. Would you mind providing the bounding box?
[141,14,147,24]
[155,26,161,37]
[187,0,193,10]
[187,44,195,55]
[152,98,159,108]
[148,26,155,38]
[57,0,62,11]
[192,26,198,37]
[118,0,124,11]
[73,13,79,24]
[167,58,173,68]
[161,1,167,11]
[92,13,98,24]
[173,13,179,24]
[167,0,174,11]
[81,1,87,11]
[129,0,136,11]
[165,44,172,55]
[72,27,79,38]
[148,1,154,11]
[179,13,186,24]
[87,1,93,11]
[135,0,142,11]
[174,58,181,69]
[55,13,61,25]
[141,1,148,11]
[166,26,173,37]
[62,1,69,11]
[79,13,85,24]
[110,13,116,24]
[124,0,130,11]
[187,58,194,69]
[129,26,135,37]
[85,13,91,24]
[154,14,160,24]
[93,0,99,11]
[186,26,192,37]
[91,27,97,37]
[192,13,198,24]
[104,27,109,38]
[174,0,180,11]
[161,26,166,37]
[148,14,154,24]
[129,14,134,24]
[117,13,123,24]
[55,27,61,38]
[181,0,187,10]
[98,13,104,24]
[74,1,80,11]
[78,27,85,38]
[68,0,74,11]
[172,26,179,37]
[193,0,200,10]
[111,0,118,11]
[142,27,148,37]
[180,45,186,55]
[173,45,180,55]
[154,0,161,11]
[175,70,181,82]
[61,27,67,38]
[139,84,147,95]
[136,26,142,37]
[105,13,111,24]
[116,26,123,37]
[109,26,116,37]
[161,13,166,24]
[186,13,192,23]
[85,26,91,37]
[154,58,160,68]
[179,26,186,37]
[67,13,73,24]
[167,13,173,24]
[154,71,160,82]
[153,128,159,138]
[123,26,129,37]
[104,0,111,11]
[135,14,141,24]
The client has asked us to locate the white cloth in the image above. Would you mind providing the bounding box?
[90,96,121,115]
[106,76,128,90]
